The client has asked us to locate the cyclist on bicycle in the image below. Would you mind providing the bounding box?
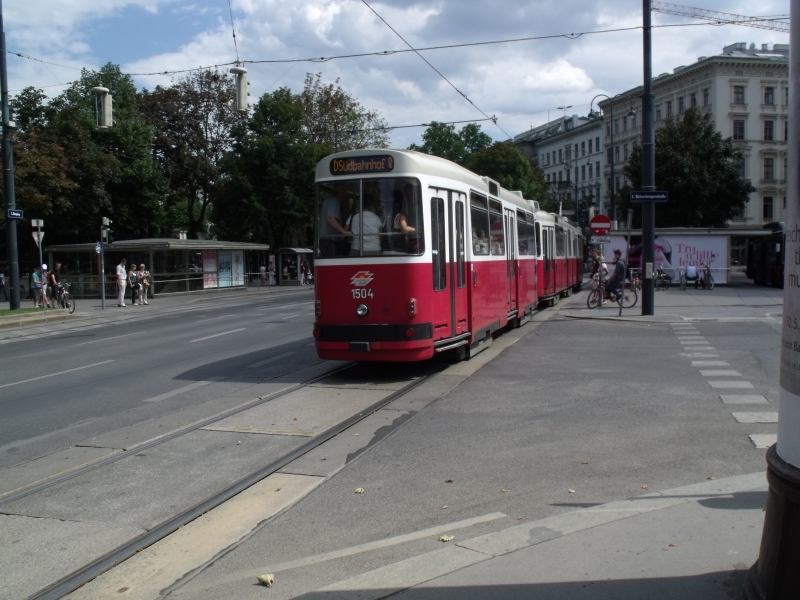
[606,249,625,302]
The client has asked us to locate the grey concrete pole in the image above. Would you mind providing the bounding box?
[0,0,20,310]
[640,0,655,316]
[742,1,800,597]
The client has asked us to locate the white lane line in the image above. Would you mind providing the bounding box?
[732,412,778,423]
[709,380,754,389]
[280,314,301,320]
[74,332,145,346]
[189,328,246,343]
[692,361,730,367]
[247,351,297,369]
[680,352,719,358]
[680,340,708,344]
[700,370,742,376]
[143,377,226,403]
[720,395,770,404]
[194,314,235,323]
[0,360,114,389]
[749,433,777,449]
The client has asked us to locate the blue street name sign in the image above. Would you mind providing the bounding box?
[7,209,24,219]
[630,191,668,203]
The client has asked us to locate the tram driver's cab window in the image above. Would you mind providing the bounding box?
[316,178,424,258]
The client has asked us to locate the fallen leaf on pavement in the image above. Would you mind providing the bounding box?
[641,485,648,489]
[257,574,275,587]
[581,462,589,465]
[668,543,677,547]
[517,517,523,520]
[439,535,454,542]
[568,489,576,494]
[707,476,717,480]
[445,479,454,483]
[501,489,509,493]
[354,488,364,494]
[354,433,359,436]
[293,417,298,421]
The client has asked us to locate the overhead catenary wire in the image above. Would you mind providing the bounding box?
[226,0,240,63]
[357,0,512,140]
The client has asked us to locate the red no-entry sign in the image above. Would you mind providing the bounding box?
[590,215,612,236]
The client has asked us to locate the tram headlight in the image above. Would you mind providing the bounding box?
[408,298,416,317]
[356,304,369,317]
[315,300,321,316]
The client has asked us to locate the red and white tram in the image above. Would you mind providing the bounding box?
[313,149,583,362]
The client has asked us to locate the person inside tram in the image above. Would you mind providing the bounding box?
[320,184,352,256]
[393,184,421,253]
[347,193,385,256]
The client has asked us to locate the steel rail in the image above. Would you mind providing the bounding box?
[0,362,353,506]
[25,370,435,600]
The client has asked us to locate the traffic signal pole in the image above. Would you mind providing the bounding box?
[0,0,20,310]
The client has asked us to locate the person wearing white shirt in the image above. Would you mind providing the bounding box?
[685,264,699,288]
[347,193,384,255]
[116,259,127,307]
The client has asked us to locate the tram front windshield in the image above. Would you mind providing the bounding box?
[316,178,425,258]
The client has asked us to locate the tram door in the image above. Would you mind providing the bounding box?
[542,226,555,296]
[431,191,469,340]
[504,209,517,313]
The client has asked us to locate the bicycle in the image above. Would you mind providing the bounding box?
[587,275,638,309]
[654,263,671,291]
[630,268,642,291]
[700,261,714,290]
[679,267,687,291]
[56,282,76,314]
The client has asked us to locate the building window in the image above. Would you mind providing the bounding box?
[623,117,628,131]
[614,119,619,133]
[631,113,637,128]
[575,167,579,181]
[607,177,612,192]
[624,143,629,160]
[596,161,600,178]
[588,163,593,178]
[615,176,620,191]
[679,97,685,114]
[546,173,550,182]
[733,120,745,140]
[581,165,586,180]
[581,141,586,155]
[656,105,662,121]
[606,122,611,136]
[763,196,774,220]
[595,136,600,150]
[764,158,775,180]
[785,88,789,105]
[690,92,697,108]
[703,88,710,106]
[733,156,746,179]
[575,144,578,157]
[733,85,745,104]
[607,148,612,163]
[558,170,562,182]
[615,146,619,163]
[765,87,775,105]
[558,149,562,163]
[667,100,673,116]
[588,139,592,153]
[764,120,774,141]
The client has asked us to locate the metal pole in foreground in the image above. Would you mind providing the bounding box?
[640,0,655,316]
[0,0,20,310]
[742,1,800,597]
[100,240,105,310]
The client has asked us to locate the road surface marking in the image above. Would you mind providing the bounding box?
[189,328,246,343]
[74,332,145,346]
[143,377,226,403]
[709,380,754,389]
[700,370,742,376]
[194,314,235,323]
[0,360,114,389]
[247,351,297,369]
[720,395,769,404]
[692,361,729,366]
[749,434,777,449]
[280,313,301,320]
[732,412,778,424]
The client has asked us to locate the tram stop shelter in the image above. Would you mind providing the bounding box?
[275,248,314,286]
[44,238,271,298]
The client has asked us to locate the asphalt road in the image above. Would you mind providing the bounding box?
[0,289,318,471]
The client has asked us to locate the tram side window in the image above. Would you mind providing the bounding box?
[431,198,447,291]
[517,212,528,255]
[535,222,542,257]
[470,193,490,255]
[456,201,466,288]
[489,200,505,255]
[556,225,566,257]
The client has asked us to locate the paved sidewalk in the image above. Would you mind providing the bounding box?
[308,472,765,599]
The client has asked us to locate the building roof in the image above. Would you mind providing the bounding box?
[45,238,271,252]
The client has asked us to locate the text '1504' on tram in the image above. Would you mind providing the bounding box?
[313,149,583,362]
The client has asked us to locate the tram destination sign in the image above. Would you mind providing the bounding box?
[629,190,668,203]
[330,155,394,176]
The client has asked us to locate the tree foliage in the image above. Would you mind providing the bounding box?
[464,142,549,204]
[622,108,754,227]
[408,121,492,165]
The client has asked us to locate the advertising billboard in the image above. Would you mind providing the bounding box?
[202,250,218,289]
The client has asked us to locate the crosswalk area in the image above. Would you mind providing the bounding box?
[671,322,778,449]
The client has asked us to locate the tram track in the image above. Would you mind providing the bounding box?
[20,365,440,600]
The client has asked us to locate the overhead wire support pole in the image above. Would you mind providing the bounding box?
[0,0,20,310]
[641,0,656,316]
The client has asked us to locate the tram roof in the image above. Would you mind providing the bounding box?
[317,149,538,214]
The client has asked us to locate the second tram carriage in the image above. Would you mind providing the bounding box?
[312,149,583,362]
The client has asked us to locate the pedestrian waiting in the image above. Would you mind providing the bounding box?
[0,271,8,301]
[137,264,150,305]
[116,258,127,307]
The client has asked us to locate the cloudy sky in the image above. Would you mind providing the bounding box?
[4,0,790,147]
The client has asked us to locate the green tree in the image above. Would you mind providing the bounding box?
[464,142,548,203]
[408,121,493,165]
[622,108,754,227]
[299,73,389,151]
[139,70,242,238]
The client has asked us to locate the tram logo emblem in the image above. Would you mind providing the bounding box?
[351,271,374,286]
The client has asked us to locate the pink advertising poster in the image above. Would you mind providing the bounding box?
[203,250,218,288]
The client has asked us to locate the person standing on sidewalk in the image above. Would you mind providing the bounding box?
[138,264,149,305]
[259,264,266,286]
[0,271,8,301]
[128,261,139,306]
[116,259,127,307]
[47,262,62,308]
[40,264,52,308]
[32,266,44,307]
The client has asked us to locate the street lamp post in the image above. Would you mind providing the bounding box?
[588,94,637,226]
